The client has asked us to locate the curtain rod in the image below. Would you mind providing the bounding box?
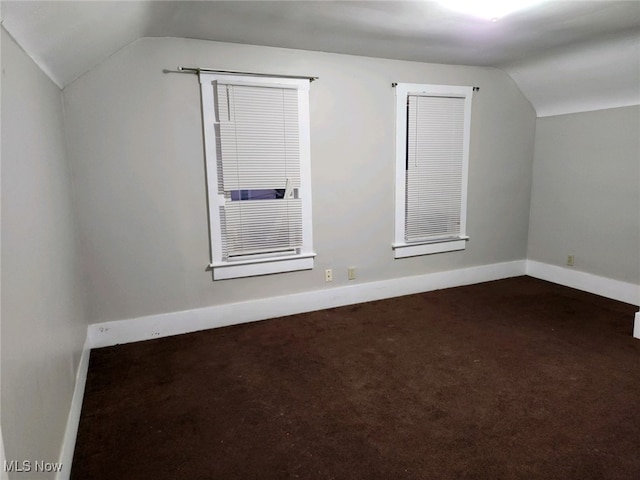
[391,82,479,91]
[177,67,318,82]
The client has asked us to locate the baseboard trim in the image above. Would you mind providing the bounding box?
[56,337,91,480]
[87,260,526,348]
[87,258,632,349]
[525,260,640,307]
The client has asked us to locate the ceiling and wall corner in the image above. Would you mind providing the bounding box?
[502,29,640,117]
[0,0,152,88]
[1,0,639,117]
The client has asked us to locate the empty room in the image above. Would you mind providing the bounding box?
[1,1,639,479]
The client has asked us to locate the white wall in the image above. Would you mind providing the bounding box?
[62,37,536,325]
[528,105,640,285]
[1,28,86,477]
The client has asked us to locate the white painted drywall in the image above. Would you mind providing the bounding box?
[527,105,640,286]
[62,37,536,325]
[1,27,86,477]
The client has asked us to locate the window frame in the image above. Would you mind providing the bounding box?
[392,82,473,259]
[199,74,315,280]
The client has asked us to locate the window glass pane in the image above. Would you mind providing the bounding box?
[230,189,285,201]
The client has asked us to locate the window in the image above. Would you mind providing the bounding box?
[393,83,473,259]
[199,74,315,280]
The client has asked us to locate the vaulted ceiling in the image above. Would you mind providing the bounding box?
[2,0,639,116]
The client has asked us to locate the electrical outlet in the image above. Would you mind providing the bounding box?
[567,255,575,267]
[348,266,356,280]
[325,269,333,282]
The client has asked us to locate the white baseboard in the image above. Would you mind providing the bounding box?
[525,260,640,307]
[56,337,91,480]
[88,260,526,348]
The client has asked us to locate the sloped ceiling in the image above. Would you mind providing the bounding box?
[2,0,639,116]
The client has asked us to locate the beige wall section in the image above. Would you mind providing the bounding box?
[63,37,536,325]
[1,28,86,475]
[528,106,640,284]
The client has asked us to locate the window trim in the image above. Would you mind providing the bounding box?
[393,83,473,259]
[199,73,315,279]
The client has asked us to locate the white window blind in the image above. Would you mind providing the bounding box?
[405,94,465,242]
[216,82,302,258]
[217,83,301,190]
[199,73,315,280]
[393,83,473,259]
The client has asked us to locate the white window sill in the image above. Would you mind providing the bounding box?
[210,253,316,280]
[393,237,468,259]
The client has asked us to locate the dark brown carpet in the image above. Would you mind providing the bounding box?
[71,276,640,480]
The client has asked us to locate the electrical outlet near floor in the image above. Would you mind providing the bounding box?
[348,266,356,280]
[566,255,575,267]
[325,269,333,282]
